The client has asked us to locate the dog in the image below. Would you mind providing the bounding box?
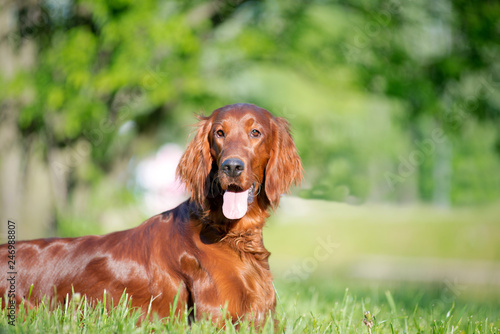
[0,103,302,324]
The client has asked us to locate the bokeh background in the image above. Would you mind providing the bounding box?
[1,0,500,312]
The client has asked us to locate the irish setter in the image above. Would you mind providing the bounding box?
[0,103,302,324]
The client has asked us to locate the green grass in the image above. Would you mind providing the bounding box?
[266,199,500,264]
[1,280,499,333]
[2,200,499,332]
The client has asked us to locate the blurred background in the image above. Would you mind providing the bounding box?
[1,0,499,309]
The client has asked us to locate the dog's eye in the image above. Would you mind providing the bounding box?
[215,129,225,138]
[250,129,261,138]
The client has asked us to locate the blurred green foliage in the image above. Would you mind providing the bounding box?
[1,0,500,235]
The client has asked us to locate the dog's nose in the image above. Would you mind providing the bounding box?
[221,158,245,177]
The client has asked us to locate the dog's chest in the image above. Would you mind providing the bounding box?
[182,238,276,317]
[207,249,275,315]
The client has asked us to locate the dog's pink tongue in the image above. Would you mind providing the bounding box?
[222,190,249,220]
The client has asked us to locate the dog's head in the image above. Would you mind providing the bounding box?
[177,103,302,219]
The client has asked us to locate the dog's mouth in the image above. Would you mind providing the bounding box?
[222,183,256,220]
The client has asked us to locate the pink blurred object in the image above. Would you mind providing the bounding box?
[136,144,187,214]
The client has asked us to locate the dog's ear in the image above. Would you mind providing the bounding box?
[177,115,213,205]
[264,117,303,208]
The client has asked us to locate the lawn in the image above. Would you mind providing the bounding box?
[1,199,499,333]
[1,281,498,333]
